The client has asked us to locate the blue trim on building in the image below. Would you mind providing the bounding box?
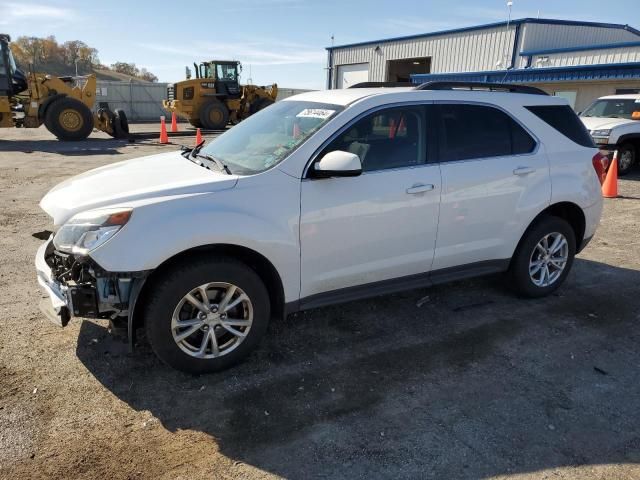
[410,62,640,84]
[326,17,640,51]
[521,41,640,57]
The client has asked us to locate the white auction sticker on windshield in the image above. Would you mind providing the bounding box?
[296,108,335,119]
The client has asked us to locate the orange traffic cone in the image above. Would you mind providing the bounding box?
[292,122,301,138]
[171,112,178,133]
[159,116,169,144]
[195,128,203,146]
[602,152,618,198]
[389,117,396,139]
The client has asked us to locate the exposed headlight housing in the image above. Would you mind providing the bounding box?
[53,208,132,256]
[591,129,612,137]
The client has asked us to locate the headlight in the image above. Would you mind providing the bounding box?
[53,208,132,255]
[591,129,612,137]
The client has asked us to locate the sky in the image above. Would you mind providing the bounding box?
[1,0,640,89]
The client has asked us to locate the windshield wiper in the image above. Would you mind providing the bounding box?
[182,139,205,158]
[194,152,232,175]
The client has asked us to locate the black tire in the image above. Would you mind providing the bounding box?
[44,97,94,141]
[250,98,274,114]
[199,101,229,130]
[113,109,129,138]
[616,143,636,176]
[144,256,270,374]
[508,216,576,298]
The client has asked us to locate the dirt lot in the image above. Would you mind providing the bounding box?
[1,125,639,480]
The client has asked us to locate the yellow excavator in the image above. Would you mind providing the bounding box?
[0,33,127,140]
[163,60,277,130]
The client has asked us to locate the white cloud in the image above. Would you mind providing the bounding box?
[0,2,77,25]
[138,39,326,66]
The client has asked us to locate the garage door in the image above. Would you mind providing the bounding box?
[337,63,369,89]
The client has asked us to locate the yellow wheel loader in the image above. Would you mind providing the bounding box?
[163,60,277,130]
[0,33,127,141]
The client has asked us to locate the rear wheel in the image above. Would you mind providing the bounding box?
[200,101,229,130]
[144,257,270,373]
[616,143,635,176]
[45,97,94,141]
[508,216,576,298]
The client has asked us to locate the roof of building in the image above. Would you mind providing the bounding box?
[327,17,640,51]
[410,62,640,84]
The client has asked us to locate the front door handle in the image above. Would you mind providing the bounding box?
[406,183,435,194]
[513,166,536,176]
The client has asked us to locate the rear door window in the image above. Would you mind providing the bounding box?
[435,104,536,162]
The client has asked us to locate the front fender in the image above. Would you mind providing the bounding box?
[89,171,301,302]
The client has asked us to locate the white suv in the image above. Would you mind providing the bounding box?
[581,93,640,175]
[35,82,604,373]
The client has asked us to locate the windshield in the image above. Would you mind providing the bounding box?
[216,63,238,81]
[201,101,343,175]
[582,99,640,119]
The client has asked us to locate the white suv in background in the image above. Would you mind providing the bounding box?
[35,82,604,373]
[581,93,640,175]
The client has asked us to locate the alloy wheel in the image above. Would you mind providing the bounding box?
[171,282,253,359]
[529,232,569,287]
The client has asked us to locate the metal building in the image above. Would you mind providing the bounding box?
[327,18,640,111]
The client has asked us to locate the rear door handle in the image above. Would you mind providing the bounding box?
[406,183,435,194]
[513,167,536,176]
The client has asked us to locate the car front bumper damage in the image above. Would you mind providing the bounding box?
[35,237,147,334]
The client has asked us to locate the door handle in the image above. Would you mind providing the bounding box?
[513,166,536,176]
[406,183,435,194]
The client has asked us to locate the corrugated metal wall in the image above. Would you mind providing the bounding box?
[331,21,640,86]
[95,81,169,121]
[516,23,640,68]
[94,82,311,121]
[530,45,640,68]
[330,24,518,87]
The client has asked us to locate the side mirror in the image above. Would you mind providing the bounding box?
[312,150,362,178]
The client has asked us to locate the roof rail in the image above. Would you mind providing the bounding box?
[349,81,414,88]
[414,81,549,96]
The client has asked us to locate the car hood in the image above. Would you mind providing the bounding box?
[40,151,238,226]
[580,116,637,131]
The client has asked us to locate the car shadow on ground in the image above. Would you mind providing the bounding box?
[76,258,640,479]
[0,138,128,155]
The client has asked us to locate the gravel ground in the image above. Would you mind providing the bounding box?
[1,125,639,480]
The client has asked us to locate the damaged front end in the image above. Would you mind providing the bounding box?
[36,237,147,338]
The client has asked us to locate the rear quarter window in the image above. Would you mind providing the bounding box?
[525,105,595,148]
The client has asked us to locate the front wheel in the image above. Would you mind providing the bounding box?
[616,143,636,176]
[144,257,270,373]
[200,101,229,130]
[508,216,576,298]
[45,97,94,141]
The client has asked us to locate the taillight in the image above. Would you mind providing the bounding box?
[592,152,610,185]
